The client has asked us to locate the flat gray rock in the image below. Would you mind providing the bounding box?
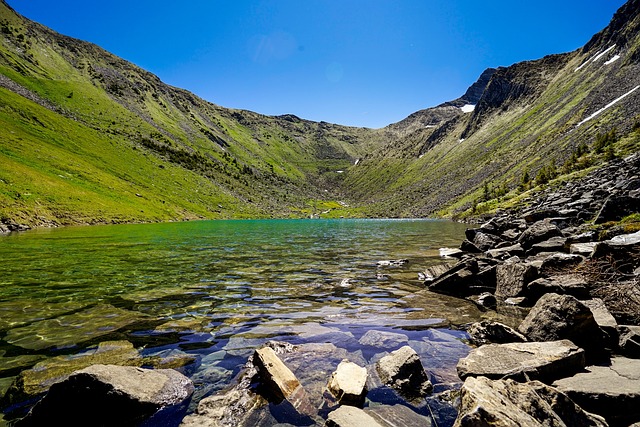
[554,357,640,426]
[326,405,383,427]
[457,340,585,383]
[454,376,607,427]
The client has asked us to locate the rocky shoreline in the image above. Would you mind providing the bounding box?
[3,154,640,426]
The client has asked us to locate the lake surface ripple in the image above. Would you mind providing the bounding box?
[0,219,501,421]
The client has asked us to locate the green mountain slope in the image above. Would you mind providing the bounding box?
[0,0,383,226]
[1,0,639,228]
[343,0,640,217]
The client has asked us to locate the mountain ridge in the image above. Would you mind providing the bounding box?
[1,0,639,228]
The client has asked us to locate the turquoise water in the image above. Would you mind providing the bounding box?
[0,218,489,421]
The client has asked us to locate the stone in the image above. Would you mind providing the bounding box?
[522,209,560,223]
[486,243,525,259]
[518,293,607,359]
[619,325,640,357]
[439,247,464,258]
[327,360,367,406]
[517,219,563,249]
[456,340,585,383]
[16,364,193,427]
[537,253,584,272]
[554,357,640,426]
[376,345,432,399]
[495,262,538,298]
[472,232,503,251]
[460,239,481,253]
[376,259,408,268]
[583,298,618,347]
[526,274,590,300]
[419,263,454,282]
[467,292,497,309]
[570,242,598,256]
[252,346,302,403]
[467,321,527,346]
[528,236,568,255]
[592,231,640,259]
[326,405,383,427]
[366,404,433,427]
[358,330,408,349]
[2,340,142,405]
[454,376,608,427]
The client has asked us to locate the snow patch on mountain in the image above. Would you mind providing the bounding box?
[604,54,621,65]
[575,45,616,72]
[460,104,475,113]
[577,85,639,126]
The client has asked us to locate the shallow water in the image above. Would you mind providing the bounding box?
[0,218,501,423]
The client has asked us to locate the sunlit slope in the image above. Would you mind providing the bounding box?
[0,0,383,225]
[343,0,640,217]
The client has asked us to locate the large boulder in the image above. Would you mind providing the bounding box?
[2,340,142,406]
[375,345,432,400]
[517,219,563,249]
[16,364,193,427]
[526,274,590,300]
[454,376,607,427]
[495,262,538,298]
[456,340,585,383]
[553,357,640,426]
[327,360,367,406]
[518,293,607,359]
[583,298,618,347]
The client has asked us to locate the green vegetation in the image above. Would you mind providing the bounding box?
[0,1,638,227]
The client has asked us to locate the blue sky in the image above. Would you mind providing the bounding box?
[7,0,627,128]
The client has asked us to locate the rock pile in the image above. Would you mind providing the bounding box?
[426,154,640,426]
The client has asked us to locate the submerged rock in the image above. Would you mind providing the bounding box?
[16,364,193,427]
[2,340,142,405]
[454,376,607,427]
[376,345,432,400]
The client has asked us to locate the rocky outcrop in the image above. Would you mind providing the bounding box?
[456,340,585,383]
[375,345,433,400]
[619,325,640,357]
[553,357,640,426]
[15,364,193,427]
[455,376,607,427]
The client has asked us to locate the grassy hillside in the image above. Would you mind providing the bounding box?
[0,1,384,226]
[1,0,639,227]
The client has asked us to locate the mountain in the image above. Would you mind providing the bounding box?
[1,0,639,228]
[343,0,640,217]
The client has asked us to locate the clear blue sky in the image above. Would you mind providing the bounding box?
[6,0,627,128]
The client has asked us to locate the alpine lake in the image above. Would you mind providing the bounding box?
[0,218,520,425]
